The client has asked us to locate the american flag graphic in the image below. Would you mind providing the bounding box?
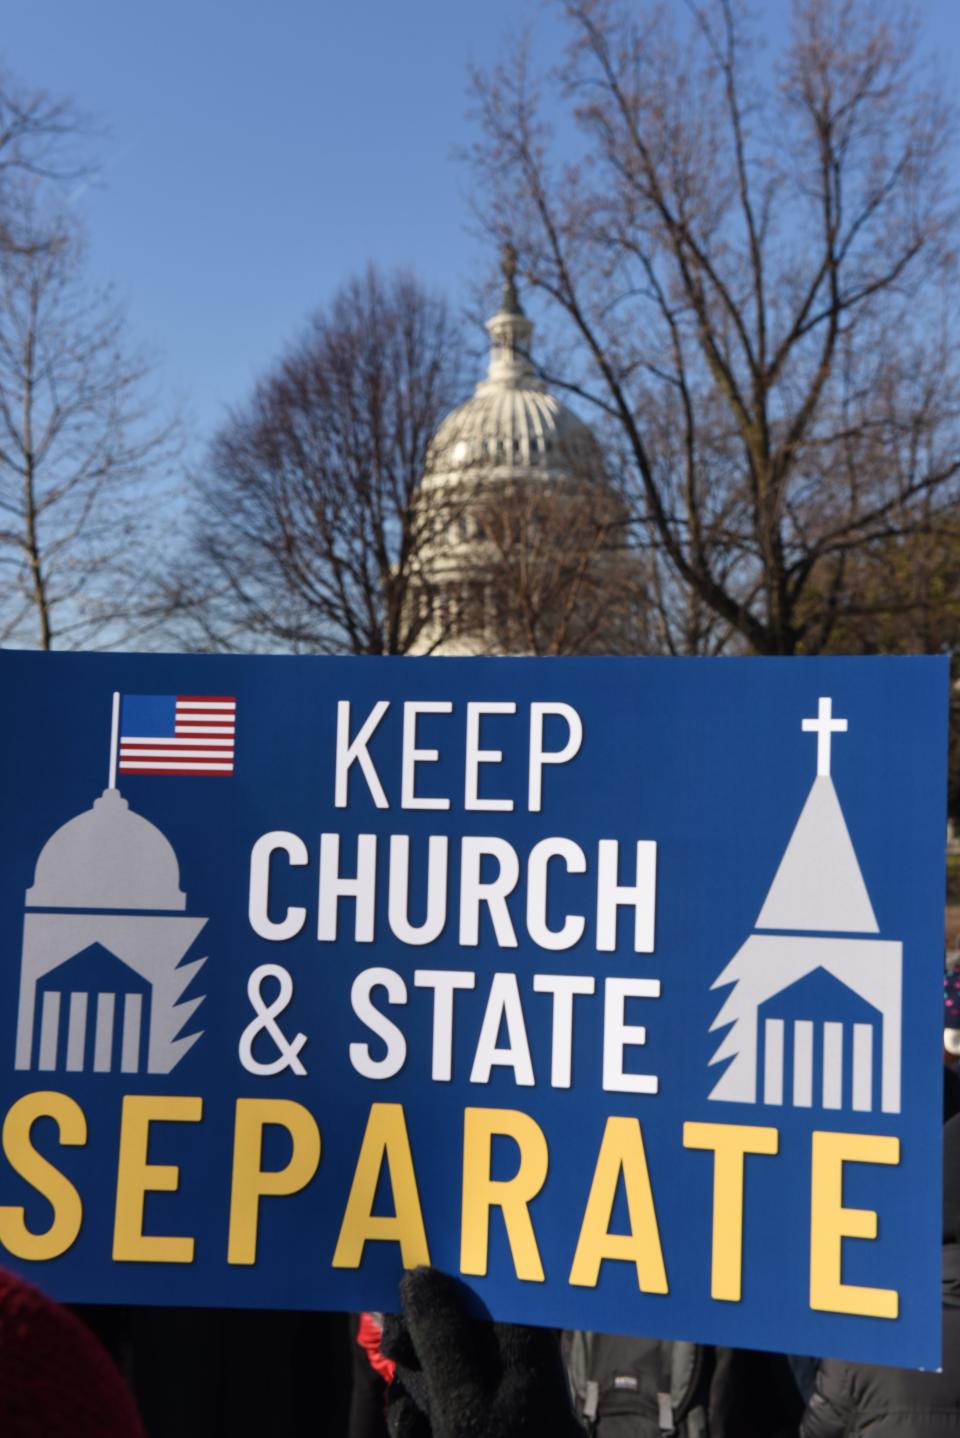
[118,695,237,776]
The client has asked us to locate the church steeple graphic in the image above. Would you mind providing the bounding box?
[706,695,902,1115]
[755,697,879,934]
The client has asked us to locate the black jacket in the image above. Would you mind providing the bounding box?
[563,1331,801,1438]
[799,1245,960,1437]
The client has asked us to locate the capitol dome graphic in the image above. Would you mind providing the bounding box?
[707,697,902,1115]
[15,787,207,1076]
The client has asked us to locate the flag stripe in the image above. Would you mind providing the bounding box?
[120,736,233,747]
[120,753,235,765]
[119,759,234,769]
[119,764,233,774]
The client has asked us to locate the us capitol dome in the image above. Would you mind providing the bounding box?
[407,249,631,656]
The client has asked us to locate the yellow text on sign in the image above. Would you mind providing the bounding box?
[0,1094,904,1322]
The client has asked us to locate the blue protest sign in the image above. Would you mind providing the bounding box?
[0,651,948,1367]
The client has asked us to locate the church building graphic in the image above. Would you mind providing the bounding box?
[708,697,902,1115]
[15,786,207,1076]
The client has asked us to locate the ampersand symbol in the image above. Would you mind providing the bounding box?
[238,964,308,1076]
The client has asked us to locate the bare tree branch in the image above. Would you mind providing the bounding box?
[468,0,960,655]
[163,268,467,656]
[0,191,179,649]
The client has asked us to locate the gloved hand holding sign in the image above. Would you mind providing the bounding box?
[381,1267,583,1438]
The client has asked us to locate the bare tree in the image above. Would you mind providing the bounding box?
[171,268,467,655]
[809,522,960,658]
[470,0,960,655]
[0,200,178,649]
[806,510,960,821]
[0,66,91,254]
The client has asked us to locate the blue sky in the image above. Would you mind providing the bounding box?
[5,1,959,465]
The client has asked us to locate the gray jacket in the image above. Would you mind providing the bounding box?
[800,1246,960,1438]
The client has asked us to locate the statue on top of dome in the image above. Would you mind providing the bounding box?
[500,242,523,315]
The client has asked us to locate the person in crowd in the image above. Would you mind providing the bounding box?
[380,1266,805,1438]
[562,1329,803,1436]
[350,1311,394,1438]
[799,1111,960,1436]
[943,970,960,1121]
[0,1266,145,1437]
[945,969,960,1067]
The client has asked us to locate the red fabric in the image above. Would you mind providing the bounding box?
[0,1269,145,1437]
[356,1311,396,1384]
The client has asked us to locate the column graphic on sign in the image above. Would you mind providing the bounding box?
[707,697,902,1114]
[14,780,208,1076]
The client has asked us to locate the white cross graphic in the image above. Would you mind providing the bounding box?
[802,695,848,777]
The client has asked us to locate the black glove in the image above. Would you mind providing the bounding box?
[381,1267,583,1438]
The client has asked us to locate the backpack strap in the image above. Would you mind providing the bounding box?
[657,1342,675,1434]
